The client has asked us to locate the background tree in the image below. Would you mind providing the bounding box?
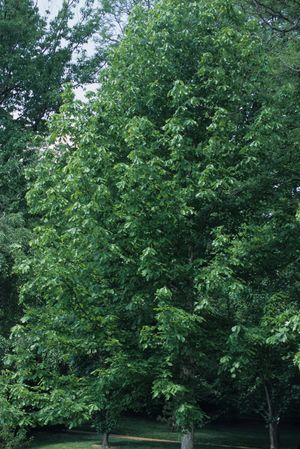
[200,22,300,447]
[250,1,300,33]
[0,0,102,360]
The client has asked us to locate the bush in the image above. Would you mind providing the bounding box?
[0,426,29,449]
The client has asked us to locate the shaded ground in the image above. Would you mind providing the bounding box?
[110,434,261,449]
[30,417,300,449]
[115,417,299,449]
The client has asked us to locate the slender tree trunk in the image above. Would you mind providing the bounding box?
[269,421,279,449]
[102,432,110,448]
[264,384,279,449]
[181,430,194,449]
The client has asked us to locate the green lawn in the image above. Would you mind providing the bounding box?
[30,432,97,449]
[29,417,300,449]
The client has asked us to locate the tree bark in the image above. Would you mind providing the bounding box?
[269,421,279,449]
[181,430,194,449]
[264,384,279,449]
[102,432,110,448]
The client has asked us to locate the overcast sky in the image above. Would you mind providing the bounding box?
[37,0,63,17]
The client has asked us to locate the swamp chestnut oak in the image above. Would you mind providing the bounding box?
[9,1,300,449]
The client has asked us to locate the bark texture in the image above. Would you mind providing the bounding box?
[269,421,279,449]
[264,384,279,449]
[102,432,110,448]
[181,431,194,449]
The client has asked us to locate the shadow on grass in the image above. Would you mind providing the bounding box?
[111,440,179,449]
[30,431,97,449]
[30,421,300,449]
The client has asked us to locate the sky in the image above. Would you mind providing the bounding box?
[37,0,63,18]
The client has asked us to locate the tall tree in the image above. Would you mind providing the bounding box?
[13,1,277,448]
[200,10,300,446]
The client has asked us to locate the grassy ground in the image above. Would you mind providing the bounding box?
[115,417,299,449]
[29,417,300,449]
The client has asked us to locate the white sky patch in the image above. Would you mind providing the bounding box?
[37,0,62,18]
[74,83,99,101]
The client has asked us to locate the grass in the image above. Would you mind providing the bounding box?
[30,432,97,449]
[29,417,300,449]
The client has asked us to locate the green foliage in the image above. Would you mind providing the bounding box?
[0,427,28,449]
[0,0,101,358]
[4,0,300,446]
[249,1,300,33]
[0,0,161,357]
[13,0,276,438]
[0,370,31,449]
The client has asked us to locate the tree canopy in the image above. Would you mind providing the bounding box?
[1,1,300,449]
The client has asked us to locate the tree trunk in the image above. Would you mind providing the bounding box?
[264,384,279,449]
[181,430,194,449]
[102,432,110,448]
[269,421,279,449]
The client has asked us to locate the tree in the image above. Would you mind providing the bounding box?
[221,324,299,449]
[0,0,156,360]
[0,0,104,353]
[0,2,116,444]
[250,1,300,33]
[13,1,276,448]
[242,0,300,376]
[0,2,162,444]
[200,33,300,448]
